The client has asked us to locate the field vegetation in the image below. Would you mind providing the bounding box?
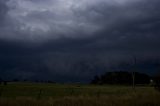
[0,82,160,106]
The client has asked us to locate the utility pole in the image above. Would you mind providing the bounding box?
[132,56,137,90]
[132,69,135,90]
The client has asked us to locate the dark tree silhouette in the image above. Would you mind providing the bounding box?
[91,75,101,84]
[91,71,151,85]
[154,60,160,91]
[0,78,2,85]
[100,71,132,85]
[154,73,160,91]
[3,81,7,86]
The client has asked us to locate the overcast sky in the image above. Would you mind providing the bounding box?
[0,0,160,82]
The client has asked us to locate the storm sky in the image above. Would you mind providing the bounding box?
[0,0,160,82]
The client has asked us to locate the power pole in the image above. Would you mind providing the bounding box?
[132,56,137,90]
[132,69,135,90]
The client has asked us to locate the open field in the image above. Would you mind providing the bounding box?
[0,82,160,106]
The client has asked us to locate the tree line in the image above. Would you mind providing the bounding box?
[91,71,151,85]
[91,71,160,91]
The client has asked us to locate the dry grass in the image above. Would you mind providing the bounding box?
[0,83,160,106]
[0,91,160,106]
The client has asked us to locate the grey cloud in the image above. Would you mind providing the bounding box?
[0,0,160,41]
[0,0,8,26]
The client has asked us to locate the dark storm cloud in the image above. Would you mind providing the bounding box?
[0,0,160,82]
[0,0,160,41]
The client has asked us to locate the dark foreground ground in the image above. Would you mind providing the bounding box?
[0,82,160,106]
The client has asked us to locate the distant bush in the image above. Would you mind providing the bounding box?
[0,78,2,85]
[91,75,101,84]
[3,81,7,85]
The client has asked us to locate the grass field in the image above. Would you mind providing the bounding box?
[0,82,160,106]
